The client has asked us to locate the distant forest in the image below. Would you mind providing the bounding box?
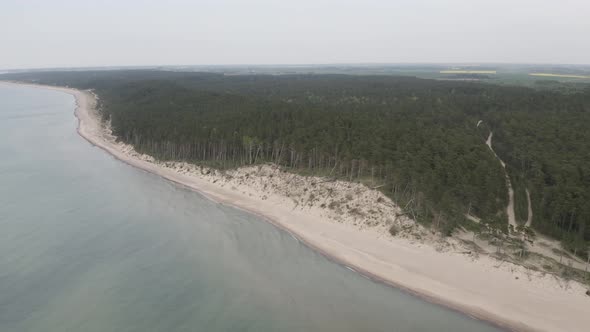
[3,70,589,252]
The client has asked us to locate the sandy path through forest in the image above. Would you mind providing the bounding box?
[485,131,517,229]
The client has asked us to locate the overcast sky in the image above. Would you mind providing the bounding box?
[1,0,589,69]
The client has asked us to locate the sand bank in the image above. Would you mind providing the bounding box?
[3,82,589,332]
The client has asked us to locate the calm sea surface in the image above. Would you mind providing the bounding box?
[0,84,503,332]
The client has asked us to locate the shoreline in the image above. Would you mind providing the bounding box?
[3,81,589,332]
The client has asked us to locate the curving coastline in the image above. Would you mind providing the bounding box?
[3,81,590,332]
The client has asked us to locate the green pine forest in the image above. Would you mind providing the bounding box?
[3,70,589,256]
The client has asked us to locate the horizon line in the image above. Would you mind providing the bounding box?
[2,62,590,73]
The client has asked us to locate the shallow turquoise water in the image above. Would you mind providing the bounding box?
[0,84,503,332]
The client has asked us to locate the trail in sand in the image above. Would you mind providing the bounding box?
[485,131,517,229]
[525,189,533,227]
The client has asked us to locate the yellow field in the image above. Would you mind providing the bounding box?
[439,70,497,74]
[529,73,590,79]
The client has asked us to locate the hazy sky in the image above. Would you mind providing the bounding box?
[1,0,589,69]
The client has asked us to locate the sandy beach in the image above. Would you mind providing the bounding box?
[3,81,589,332]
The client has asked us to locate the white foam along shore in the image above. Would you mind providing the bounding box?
[4,81,590,332]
